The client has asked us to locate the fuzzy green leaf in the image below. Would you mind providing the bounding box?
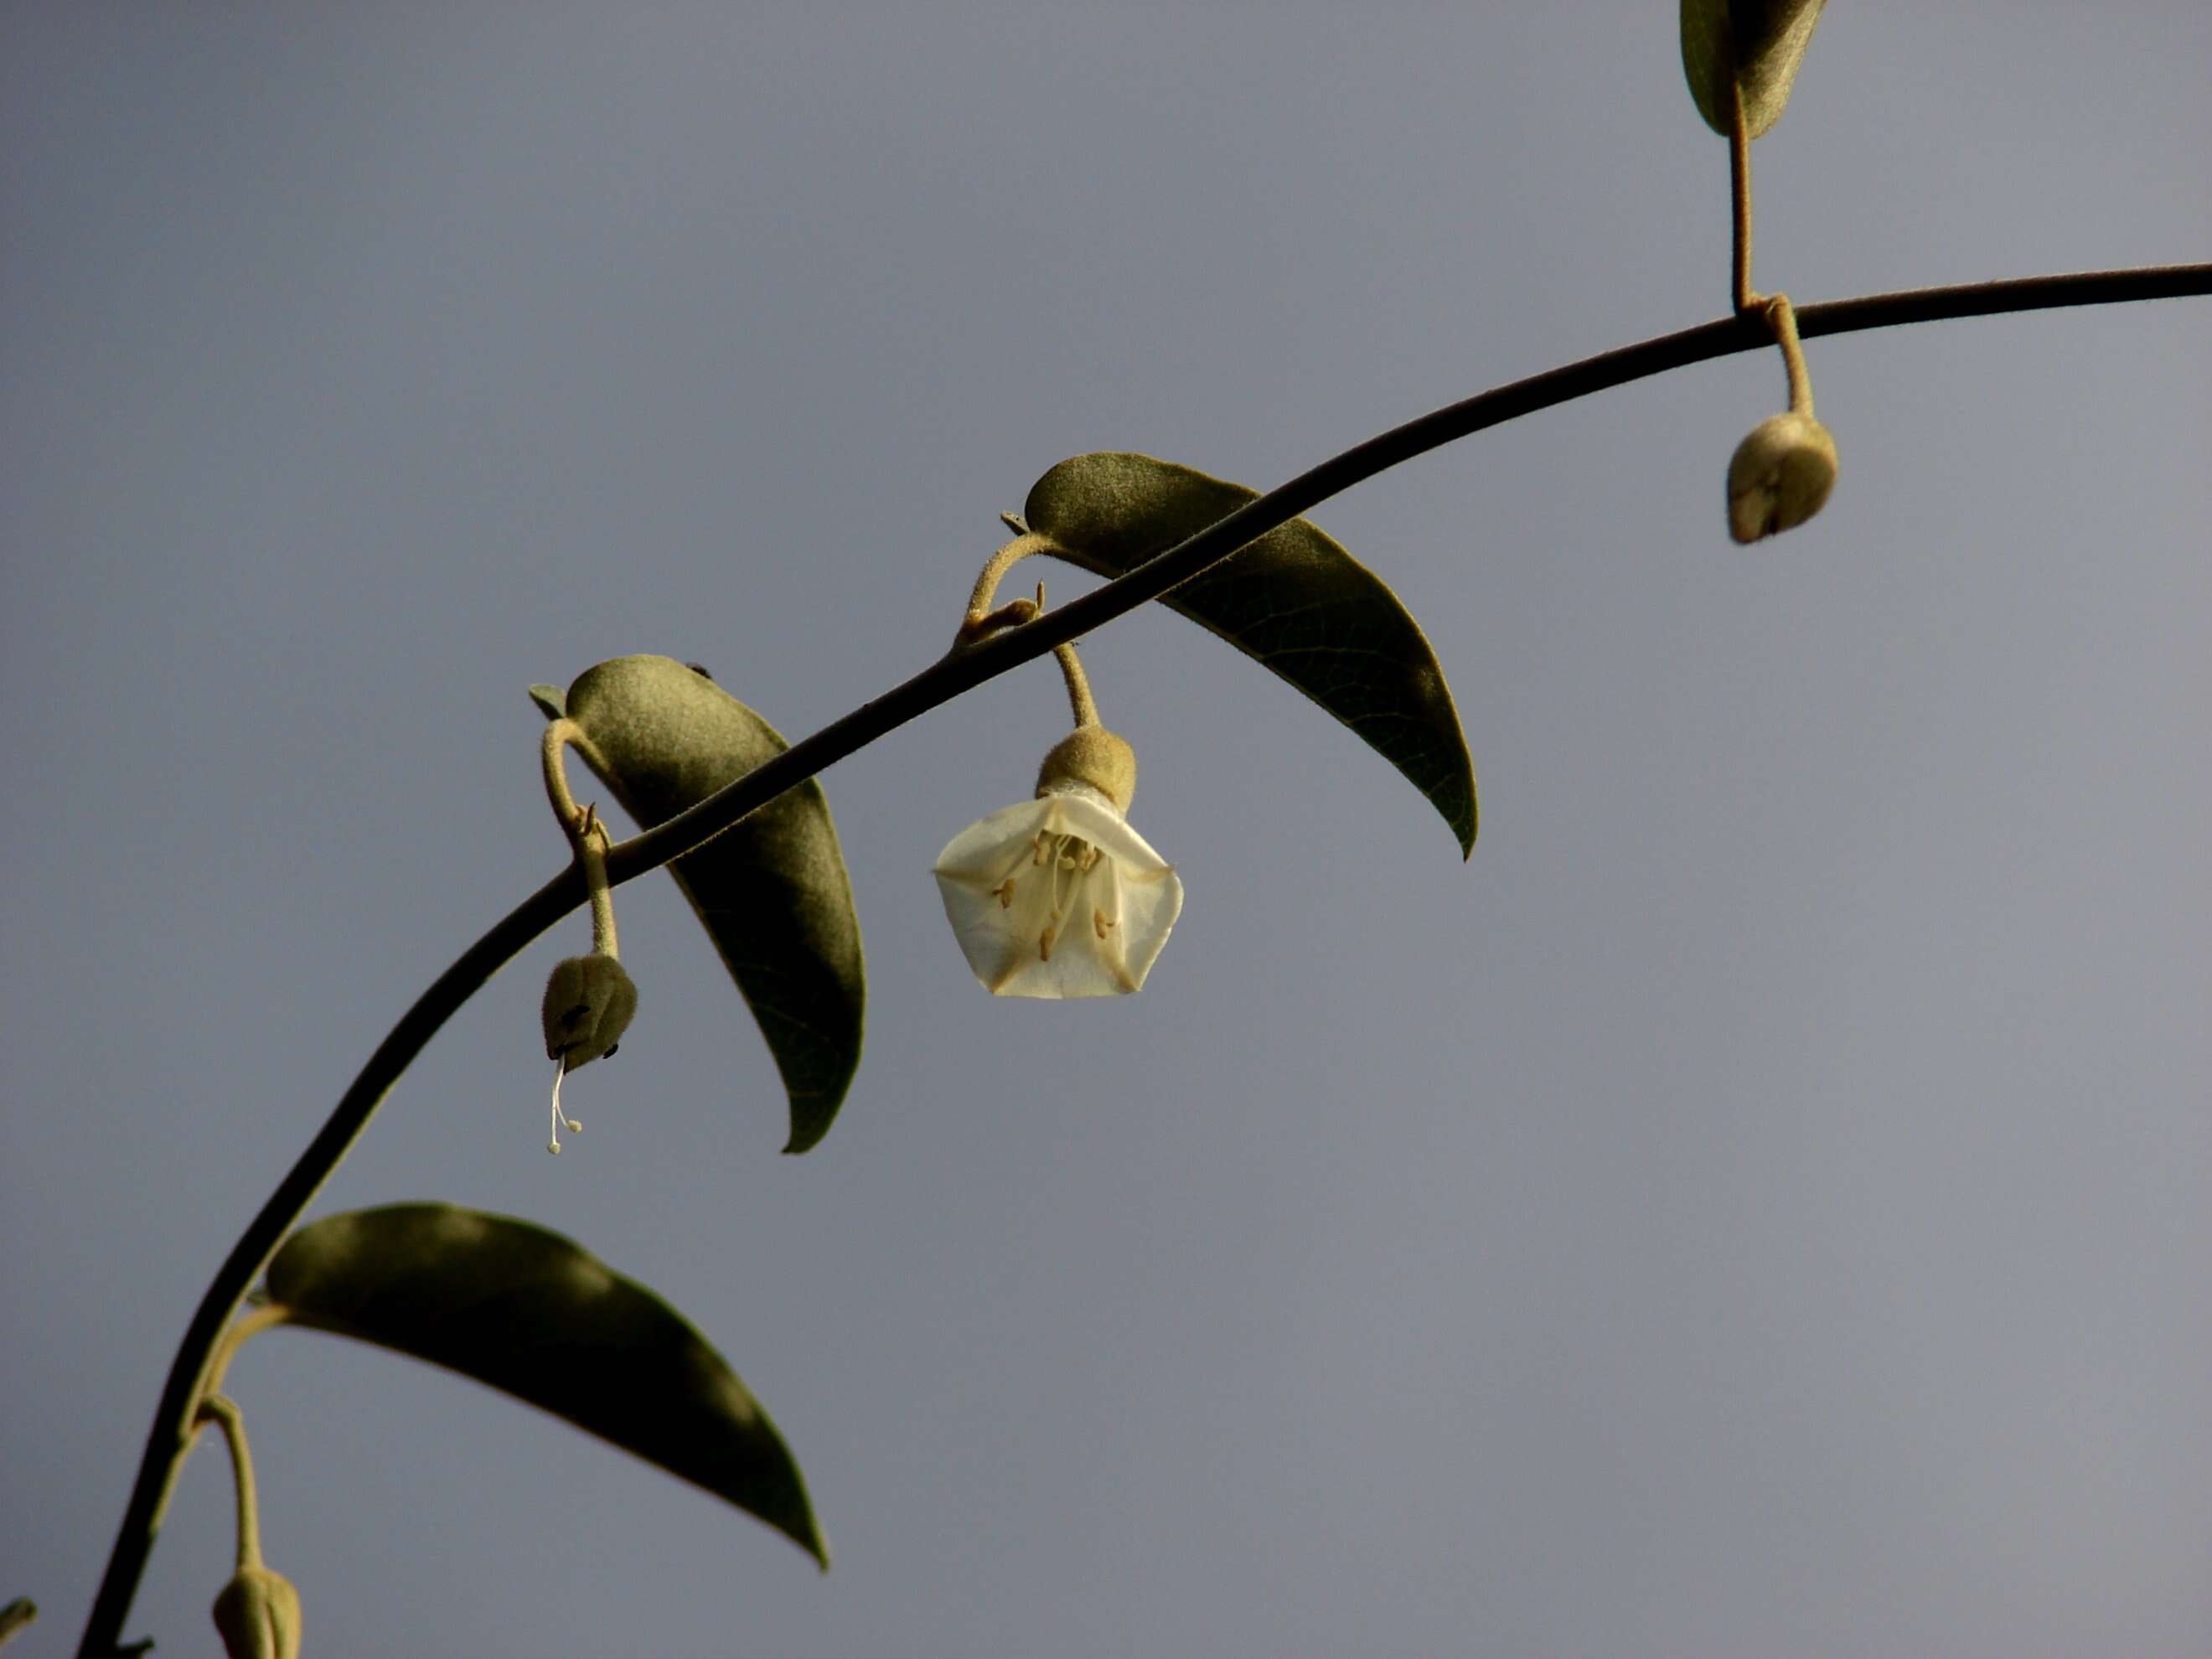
[555,655,865,1153]
[1022,452,1476,855]
[265,1203,825,1565]
[527,684,567,721]
[1681,0,1827,139]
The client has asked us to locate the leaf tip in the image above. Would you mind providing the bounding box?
[528,684,566,721]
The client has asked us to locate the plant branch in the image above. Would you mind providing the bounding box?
[80,257,2212,1657]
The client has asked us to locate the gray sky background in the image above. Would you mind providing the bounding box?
[5,5,2209,1656]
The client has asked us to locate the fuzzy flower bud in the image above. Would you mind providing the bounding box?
[212,1564,301,1659]
[1726,411,1838,543]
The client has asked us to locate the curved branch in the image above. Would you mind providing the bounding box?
[80,258,2211,1656]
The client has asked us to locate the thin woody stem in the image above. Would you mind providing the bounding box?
[77,257,2212,1659]
[192,1397,261,1572]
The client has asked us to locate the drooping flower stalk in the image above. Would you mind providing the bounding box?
[197,1395,302,1659]
[536,724,638,1151]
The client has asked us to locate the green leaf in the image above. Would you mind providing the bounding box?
[265,1203,825,1566]
[527,684,567,721]
[1022,452,1476,856]
[0,1599,36,1647]
[555,655,865,1153]
[1681,0,1827,139]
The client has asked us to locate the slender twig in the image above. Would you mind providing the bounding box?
[78,259,2212,1658]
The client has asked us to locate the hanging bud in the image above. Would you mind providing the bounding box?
[541,954,638,1071]
[212,1564,301,1659]
[1726,411,1838,543]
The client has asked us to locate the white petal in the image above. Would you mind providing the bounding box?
[931,793,1184,999]
[932,797,1053,882]
[1103,850,1183,992]
[1032,788,1174,876]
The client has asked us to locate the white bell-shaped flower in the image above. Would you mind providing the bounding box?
[934,781,1182,998]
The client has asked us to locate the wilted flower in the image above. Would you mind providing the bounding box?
[540,953,637,1152]
[934,755,1182,999]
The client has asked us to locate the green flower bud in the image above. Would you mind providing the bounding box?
[541,954,638,1070]
[212,1565,301,1659]
[1035,725,1138,813]
[1727,411,1838,543]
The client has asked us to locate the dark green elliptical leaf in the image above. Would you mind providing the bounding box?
[265,1203,825,1565]
[1681,0,1827,139]
[551,655,864,1153]
[1023,452,1476,855]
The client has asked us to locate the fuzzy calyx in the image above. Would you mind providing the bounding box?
[1036,725,1138,812]
[541,954,638,1070]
